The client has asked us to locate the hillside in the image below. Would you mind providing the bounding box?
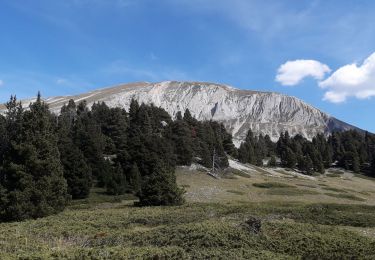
[1,163,375,259]
[3,81,360,145]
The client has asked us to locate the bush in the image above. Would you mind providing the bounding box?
[252,182,295,189]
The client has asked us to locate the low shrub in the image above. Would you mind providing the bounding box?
[252,182,294,189]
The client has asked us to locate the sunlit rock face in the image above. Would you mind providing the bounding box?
[10,81,359,146]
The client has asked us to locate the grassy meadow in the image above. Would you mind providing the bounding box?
[1,164,375,259]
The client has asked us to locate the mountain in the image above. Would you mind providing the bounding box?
[3,81,360,146]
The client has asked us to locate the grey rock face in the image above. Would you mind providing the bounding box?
[7,81,360,146]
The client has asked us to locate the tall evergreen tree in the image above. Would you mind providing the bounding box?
[268,155,277,167]
[220,124,237,158]
[0,94,68,221]
[58,100,92,199]
[137,159,184,206]
[237,130,256,164]
[106,163,127,195]
[170,119,193,166]
[371,158,375,177]
[73,101,109,187]
[128,163,141,194]
[298,155,314,175]
[282,147,297,168]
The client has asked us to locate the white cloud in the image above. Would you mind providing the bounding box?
[319,52,375,103]
[0,80,3,86]
[276,60,331,86]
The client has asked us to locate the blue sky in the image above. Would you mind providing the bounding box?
[0,0,374,132]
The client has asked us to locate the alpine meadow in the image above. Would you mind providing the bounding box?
[1,1,375,259]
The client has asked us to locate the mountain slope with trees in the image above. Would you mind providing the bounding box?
[0,93,374,222]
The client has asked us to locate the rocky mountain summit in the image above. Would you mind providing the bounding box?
[7,81,359,145]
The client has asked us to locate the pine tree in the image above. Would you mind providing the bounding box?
[298,155,314,175]
[341,152,360,172]
[176,111,183,121]
[264,135,276,156]
[58,100,92,199]
[220,124,237,158]
[60,144,92,199]
[170,120,193,166]
[0,115,7,164]
[352,154,360,173]
[238,143,248,163]
[92,103,128,155]
[128,163,141,193]
[137,159,184,206]
[268,155,277,167]
[106,163,127,195]
[255,155,263,166]
[200,142,212,168]
[370,158,375,177]
[237,130,257,164]
[283,147,296,168]
[0,94,68,221]
[73,101,109,187]
[183,108,197,126]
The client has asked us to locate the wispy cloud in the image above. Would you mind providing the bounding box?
[166,0,316,38]
[102,60,189,82]
[150,52,158,61]
[276,60,331,86]
[0,70,93,101]
[0,80,4,87]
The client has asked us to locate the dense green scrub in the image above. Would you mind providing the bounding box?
[1,189,375,259]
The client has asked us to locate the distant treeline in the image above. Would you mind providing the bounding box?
[238,129,375,176]
[0,94,374,222]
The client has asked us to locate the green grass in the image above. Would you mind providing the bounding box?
[253,182,295,189]
[324,192,366,201]
[231,169,251,178]
[68,187,137,210]
[251,165,272,175]
[1,189,375,259]
[222,173,238,179]
[321,186,347,193]
[326,173,342,178]
[328,169,344,175]
[355,174,375,181]
[274,169,292,175]
[266,188,320,196]
[227,190,245,195]
[296,183,317,188]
